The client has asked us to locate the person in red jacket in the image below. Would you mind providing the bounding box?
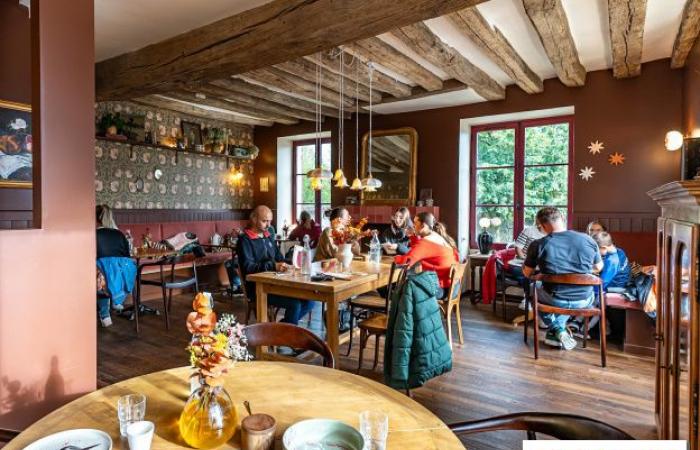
[394,212,459,299]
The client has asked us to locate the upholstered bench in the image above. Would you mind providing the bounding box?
[606,292,655,356]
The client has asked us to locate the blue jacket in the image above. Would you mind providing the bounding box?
[97,257,136,306]
[600,248,631,290]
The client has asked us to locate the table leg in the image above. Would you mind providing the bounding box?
[256,283,269,359]
[325,298,339,364]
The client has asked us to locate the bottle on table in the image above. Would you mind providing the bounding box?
[369,230,381,264]
[301,234,312,275]
[125,229,134,256]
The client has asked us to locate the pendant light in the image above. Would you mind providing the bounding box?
[307,52,332,189]
[362,62,382,191]
[333,51,348,188]
[350,57,364,191]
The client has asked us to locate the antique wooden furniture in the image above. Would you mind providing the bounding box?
[244,322,335,368]
[648,181,700,446]
[449,412,634,440]
[438,263,467,347]
[525,273,607,367]
[246,260,394,363]
[6,362,464,450]
[360,127,418,205]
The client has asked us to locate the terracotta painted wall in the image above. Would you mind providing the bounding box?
[257,60,682,236]
[0,0,96,430]
[683,35,700,137]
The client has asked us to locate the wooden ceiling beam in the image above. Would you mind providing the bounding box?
[303,50,413,98]
[347,37,444,91]
[239,68,354,108]
[275,59,381,103]
[95,0,489,100]
[369,78,466,106]
[671,0,700,68]
[392,22,504,100]
[209,78,349,119]
[522,0,586,87]
[372,138,410,162]
[167,90,298,125]
[447,8,543,94]
[131,95,273,127]
[608,0,647,78]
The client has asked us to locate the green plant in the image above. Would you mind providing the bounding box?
[206,127,225,144]
[96,113,126,135]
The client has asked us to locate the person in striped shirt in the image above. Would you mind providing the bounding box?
[510,222,545,310]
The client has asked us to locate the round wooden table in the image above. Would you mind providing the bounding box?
[7,362,465,450]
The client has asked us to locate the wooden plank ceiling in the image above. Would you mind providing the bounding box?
[96,0,700,128]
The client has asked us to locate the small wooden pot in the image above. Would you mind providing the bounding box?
[241,413,276,450]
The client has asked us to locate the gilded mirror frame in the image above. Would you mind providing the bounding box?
[360,127,418,206]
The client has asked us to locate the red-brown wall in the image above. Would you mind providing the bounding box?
[256,60,682,236]
[0,0,96,430]
[683,33,700,137]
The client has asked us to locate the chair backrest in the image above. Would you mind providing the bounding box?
[236,265,251,301]
[449,412,634,440]
[447,263,468,302]
[536,273,601,286]
[244,322,335,368]
[384,263,409,314]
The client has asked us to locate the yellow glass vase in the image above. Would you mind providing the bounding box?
[179,384,238,449]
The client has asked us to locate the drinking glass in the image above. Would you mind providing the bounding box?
[117,393,146,436]
[359,411,388,450]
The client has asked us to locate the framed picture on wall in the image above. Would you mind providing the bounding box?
[181,121,202,148]
[0,100,32,188]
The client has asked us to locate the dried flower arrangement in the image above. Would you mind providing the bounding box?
[331,217,370,244]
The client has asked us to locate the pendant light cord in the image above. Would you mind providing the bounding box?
[338,52,343,171]
[355,59,360,178]
[368,62,373,176]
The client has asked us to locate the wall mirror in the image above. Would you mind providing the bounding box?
[360,127,417,205]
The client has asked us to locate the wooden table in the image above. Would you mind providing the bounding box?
[246,260,393,362]
[6,362,464,450]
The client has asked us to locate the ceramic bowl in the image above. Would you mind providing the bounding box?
[282,418,364,450]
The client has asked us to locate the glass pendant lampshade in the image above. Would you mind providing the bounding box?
[307,167,332,180]
[335,174,348,188]
[333,168,346,182]
[361,174,382,190]
[350,177,363,190]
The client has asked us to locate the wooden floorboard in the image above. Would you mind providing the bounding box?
[98,293,657,449]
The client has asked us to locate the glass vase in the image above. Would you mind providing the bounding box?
[179,383,238,449]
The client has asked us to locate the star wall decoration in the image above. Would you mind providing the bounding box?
[588,140,604,155]
[608,152,625,166]
[579,166,595,181]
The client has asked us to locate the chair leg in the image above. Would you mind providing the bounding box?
[134,284,140,334]
[600,313,607,368]
[345,307,355,357]
[502,290,507,322]
[372,334,380,370]
[533,297,539,360]
[162,285,170,330]
[357,329,367,374]
[455,301,464,345]
[446,303,454,349]
[583,317,589,349]
[523,298,528,343]
[245,301,252,324]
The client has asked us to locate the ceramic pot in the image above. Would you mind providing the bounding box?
[477,230,493,255]
[336,243,354,272]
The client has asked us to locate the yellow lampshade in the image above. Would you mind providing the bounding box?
[350,178,364,190]
[333,168,346,182]
[334,175,348,188]
[310,177,323,190]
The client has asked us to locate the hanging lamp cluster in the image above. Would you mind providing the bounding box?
[350,54,364,191]
[307,52,332,190]
[333,51,348,188]
[361,62,382,192]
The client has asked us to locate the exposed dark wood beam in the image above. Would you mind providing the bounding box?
[132,95,273,127]
[209,78,349,119]
[239,68,354,108]
[522,0,586,87]
[371,78,466,106]
[392,22,504,100]
[608,0,647,78]
[95,0,489,100]
[347,37,444,91]
[275,58,380,103]
[447,8,543,94]
[671,0,700,68]
[168,90,299,125]
[303,50,413,98]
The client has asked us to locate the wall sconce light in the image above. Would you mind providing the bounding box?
[228,164,244,185]
[259,177,269,192]
[665,130,684,151]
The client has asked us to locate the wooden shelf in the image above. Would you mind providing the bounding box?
[95,136,254,161]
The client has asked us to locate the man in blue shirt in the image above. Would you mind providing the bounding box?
[523,207,603,350]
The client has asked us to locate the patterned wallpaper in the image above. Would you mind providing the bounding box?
[95,101,255,210]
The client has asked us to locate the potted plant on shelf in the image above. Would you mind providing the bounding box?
[96,113,127,140]
[204,127,225,154]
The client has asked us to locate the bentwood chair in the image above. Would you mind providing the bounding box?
[236,266,279,324]
[356,263,408,373]
[448,412,634,441]
[525,273,607,367]
[438,262,468,348]
[495,258,526,321]
[135,253,199,332]
[244,322,335,368]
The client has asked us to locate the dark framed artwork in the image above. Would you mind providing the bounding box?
[0,100,32,188]
[181,121,202,148]
[681,137,700,181]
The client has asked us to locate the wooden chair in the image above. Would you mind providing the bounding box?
[356,263,408,373]
[135,254,199,332]
[244,322,335,368]
[236,266,278,324]
[524,273,607,367]
[438,262,467,347]
[448,412,633,440]
[495,258,525,321]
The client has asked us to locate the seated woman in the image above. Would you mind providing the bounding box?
[592,231,631,291]
[288,210,321,248]
[314,207,361,262]
[586,220,607,236]
[394,212,459,299]
[380,207,412,255]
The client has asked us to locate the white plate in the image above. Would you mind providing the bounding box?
[283,419,364,450]
[24,429,112,450]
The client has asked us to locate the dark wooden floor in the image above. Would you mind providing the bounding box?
[98,292,657,449]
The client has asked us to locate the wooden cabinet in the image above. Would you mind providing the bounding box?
[649,181,700,447]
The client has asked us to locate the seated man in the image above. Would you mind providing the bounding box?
[523,207,603,351]
[288,210,321,248]
[509,221,545,310]
[237,205,314,325]
[592,231,631,291]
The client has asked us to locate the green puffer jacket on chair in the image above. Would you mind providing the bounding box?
[383,270,453,390]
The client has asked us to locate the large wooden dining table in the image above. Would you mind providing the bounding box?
[6,362,465,450]
[246,259,394,362]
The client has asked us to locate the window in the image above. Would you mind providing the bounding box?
[470,116,572,245]
[293,138,331,226]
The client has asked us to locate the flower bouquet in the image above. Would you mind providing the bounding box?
[330,217,369,244]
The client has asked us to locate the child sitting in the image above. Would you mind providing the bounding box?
[592,231,631,290]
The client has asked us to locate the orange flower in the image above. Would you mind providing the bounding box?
[186,311,217,335]
[192,292,212,315]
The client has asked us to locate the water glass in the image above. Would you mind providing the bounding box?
[117,393,146,436]
[359,411,388,450]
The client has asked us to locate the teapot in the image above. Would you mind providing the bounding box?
[210,232,223,246]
